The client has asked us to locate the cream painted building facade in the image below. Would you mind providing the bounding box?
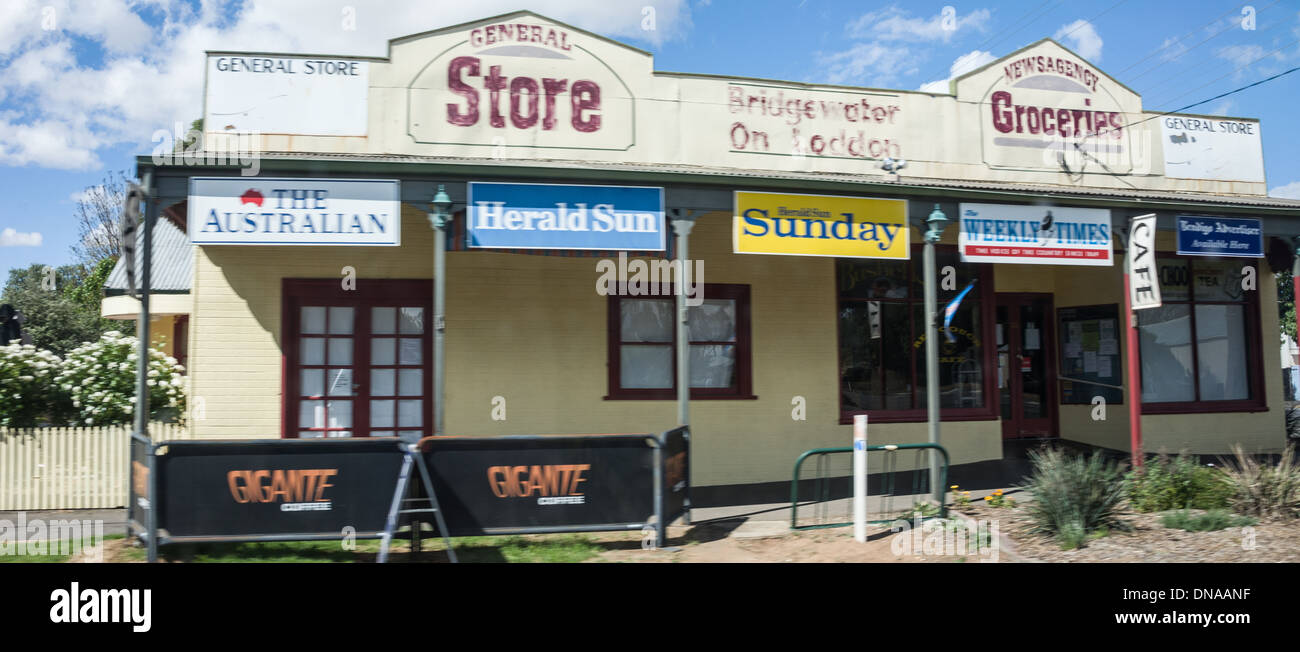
[135,11,1300,493]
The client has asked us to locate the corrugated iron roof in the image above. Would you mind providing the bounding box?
[104,217,191,293]
[151,151,1300,212]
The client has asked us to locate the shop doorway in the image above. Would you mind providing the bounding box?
[283,280,433,438]
[996,293,1057,438]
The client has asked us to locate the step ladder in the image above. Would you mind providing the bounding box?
[378,434,458,563]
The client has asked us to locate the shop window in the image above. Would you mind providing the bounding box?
[172,315,188,373]
[1138,258,1263,411]
[606,284,753,399]
[836,247,995,423]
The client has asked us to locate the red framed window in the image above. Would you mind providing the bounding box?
[836,246,997,423]
[1137,256,1266,413]
[606,283,753,399]
[282,279,433,438]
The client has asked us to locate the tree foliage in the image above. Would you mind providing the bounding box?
[0,264,114,357]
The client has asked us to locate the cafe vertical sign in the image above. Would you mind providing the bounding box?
[1124,213,1160,468]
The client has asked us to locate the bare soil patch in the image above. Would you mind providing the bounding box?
[958,503,1300,562]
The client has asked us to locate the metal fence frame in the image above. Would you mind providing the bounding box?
[790,443,950,530]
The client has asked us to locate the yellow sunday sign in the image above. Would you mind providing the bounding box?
[733,192,909,258]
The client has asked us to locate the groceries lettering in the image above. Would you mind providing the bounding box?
[227,469,338,512]
[991,90,1122,140]
[488,464,590,506]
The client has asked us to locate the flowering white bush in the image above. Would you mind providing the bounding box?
[55,331,186,426]
[0,339,65,427]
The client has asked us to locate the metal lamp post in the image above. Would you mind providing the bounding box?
[429,186,453,436]
[923,204,949,503]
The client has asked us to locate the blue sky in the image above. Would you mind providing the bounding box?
[1,0,1298,274]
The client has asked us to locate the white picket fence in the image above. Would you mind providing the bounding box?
[0,423,192,511]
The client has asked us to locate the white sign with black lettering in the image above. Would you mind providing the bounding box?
[205,55,370,136]
[1160,116,1264,183]
[1126,214,1162,310]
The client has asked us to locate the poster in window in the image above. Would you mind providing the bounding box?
[1057,304,1123,405]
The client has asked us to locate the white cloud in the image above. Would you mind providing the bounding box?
[848,6,990,43]
[822,6,991,87]
[1158,36,1188,62]
[1055,19,1103,61]
[1271,181,1300,199]
[1208,99,1235,116]
[919,49,996,93]
[0,0,694,171]
[819,42,918,86]
[0,228,43,247]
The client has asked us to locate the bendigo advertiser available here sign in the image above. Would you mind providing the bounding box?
[1176,215,1263,257]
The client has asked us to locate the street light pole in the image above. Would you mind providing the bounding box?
[923,204,949,504]
[428,186,452,436]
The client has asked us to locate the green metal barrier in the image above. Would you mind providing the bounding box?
[790,443,950,530]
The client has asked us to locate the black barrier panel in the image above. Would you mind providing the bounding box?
[155,438,406,539]
[660,427,689,523]
[421,434,658,535]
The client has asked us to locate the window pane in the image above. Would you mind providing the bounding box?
[370,400,395,428]
[301,307,326,334]
[372,307,396,334]
[300,338,325,365]
[1138,304,1195,402]
[299,400,324,428]
[839,303,882,411]
[399,338,422,365]
[299,431,324,439]
[328,338,352,365]
[300,369,324,397]
[1192,260,1250,302]
[398,400,422,427]
[328,307,354,334]
[620,300,673,342]
[1195,304,1249,400]
[689,300,736,342]
[371,369,395,396]
[1157,259,1190,301]
[326,400,352,428]
[398,369,423,396]
[372,338,395,365]
[326,369,352,396]
[620,345,673,388]
[689,345,735,388]
[326,431,353,438]
[838,259,909,300]
[922,297,984,409]
[399,307,425,334]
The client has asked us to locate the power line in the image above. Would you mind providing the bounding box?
[1149,36,1299,110]
[1124,0,1277,84]
[1115,1,1249,75]
[1132,4,1289,100]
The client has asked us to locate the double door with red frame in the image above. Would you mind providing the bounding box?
[284,280,433,439]
[997,293,1057,438]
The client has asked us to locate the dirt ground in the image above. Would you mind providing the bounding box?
[79,506,1300,563]
[957,503,1300,563]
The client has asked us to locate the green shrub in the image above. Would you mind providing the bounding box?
[1219,445,1300,520]
[1127,453,1232,512]
[1020,447,1128,548]
[1160,509,1257,532]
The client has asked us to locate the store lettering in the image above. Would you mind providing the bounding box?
[991,91,1122,140]
[446,56,600,132]
[740,208,901,251]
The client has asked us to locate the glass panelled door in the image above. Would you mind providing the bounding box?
[286,281,433,438]
[996,293,1057,438]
